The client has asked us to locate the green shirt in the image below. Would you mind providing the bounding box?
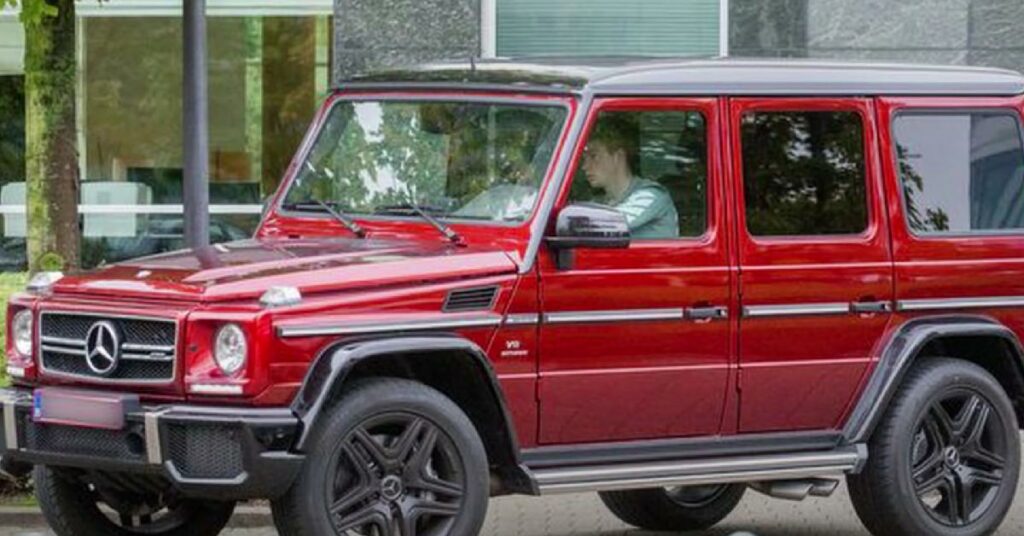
[608,178,679,239]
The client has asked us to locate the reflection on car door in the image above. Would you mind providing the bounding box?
[537,97,735,444]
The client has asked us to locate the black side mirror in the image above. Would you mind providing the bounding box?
[546,203,630,269]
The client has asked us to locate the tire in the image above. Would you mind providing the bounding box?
[272,378,490,536]
[599,483,745,531]
[34,465,235,536]
[848,358,1021,536]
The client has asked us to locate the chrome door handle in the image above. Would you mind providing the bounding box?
[849,301,892,314]
[686,306,728,321]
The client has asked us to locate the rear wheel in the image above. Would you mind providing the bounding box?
[848,358,1020,536]
[34,465,235,536]
[599,483,745,531]
[272,378,489,536]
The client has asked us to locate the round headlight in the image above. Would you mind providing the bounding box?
[12,309,33,357]
[213,324,247,376]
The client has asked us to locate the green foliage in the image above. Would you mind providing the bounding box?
[2,0,58,25]
[2,0,106,25]
[740,111,867,236]
[0,273,29,388]
[37,251,64,271]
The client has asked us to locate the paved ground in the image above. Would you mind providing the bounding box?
[3,479,1024,536]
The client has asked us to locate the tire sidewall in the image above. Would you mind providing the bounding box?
[886,361,1020,536]
[293,379,490,536]
[34,465,235,536]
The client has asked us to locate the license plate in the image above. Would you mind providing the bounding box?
[32,388,138,430]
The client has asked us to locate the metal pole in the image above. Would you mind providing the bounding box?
[183,0,210,249]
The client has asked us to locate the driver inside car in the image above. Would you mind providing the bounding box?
[581,116,679,239]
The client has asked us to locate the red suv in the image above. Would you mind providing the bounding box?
[5,58,1024,536]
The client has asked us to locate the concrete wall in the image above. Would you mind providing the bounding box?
[730,0,1024,73]
[333,0,481,82]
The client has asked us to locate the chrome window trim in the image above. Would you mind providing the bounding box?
[277,315,503,338]
[897,296,1024,312]
[544,308,686,324]
[37,310,179,386]
[742,302,852,318]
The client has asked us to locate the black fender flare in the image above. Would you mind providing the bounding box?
[842,314,1024,444]
[289,334,523,466]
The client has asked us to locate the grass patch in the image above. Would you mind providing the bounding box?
[0,491,35,507]
[0,273,28,387]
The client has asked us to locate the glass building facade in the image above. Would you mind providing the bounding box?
[0,1,333,270]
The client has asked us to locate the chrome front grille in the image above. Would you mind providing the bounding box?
[39,312,177,383]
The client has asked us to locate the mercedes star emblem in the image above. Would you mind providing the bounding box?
[85,321,121,377]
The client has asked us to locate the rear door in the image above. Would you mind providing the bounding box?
[729,98,895,433]
[537,97,735,444]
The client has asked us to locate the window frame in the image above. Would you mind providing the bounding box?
[733,97,876,244]
[554,97,719,245]
[891,107,1024,239]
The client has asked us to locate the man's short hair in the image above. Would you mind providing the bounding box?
[588,113,641,173]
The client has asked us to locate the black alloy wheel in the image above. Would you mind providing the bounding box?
[599,483,746,531]
[272,378,489,536]
[326,412,466,535]
[34,465,235,536]
[848,358,1020,536]
[909,390,1009,527]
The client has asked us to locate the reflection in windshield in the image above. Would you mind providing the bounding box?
[283,100,568,223]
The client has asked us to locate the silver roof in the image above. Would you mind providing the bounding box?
[346,56,1024,96]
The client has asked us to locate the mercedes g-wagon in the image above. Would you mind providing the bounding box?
[6,57,1024,536]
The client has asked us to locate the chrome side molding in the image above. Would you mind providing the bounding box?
[277,315,503,338]
[530,444,866,495]
[743,302,853,318]
[544,308,686,324]
[896,296,1024,312]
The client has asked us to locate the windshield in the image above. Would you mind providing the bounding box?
[282,99,569,224]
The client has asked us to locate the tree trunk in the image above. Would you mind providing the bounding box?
[24,0,79,272]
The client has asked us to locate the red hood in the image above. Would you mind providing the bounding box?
[51,238,520,303]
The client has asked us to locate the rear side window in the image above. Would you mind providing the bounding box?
[893,112,1024,234]
[740,111,868,236]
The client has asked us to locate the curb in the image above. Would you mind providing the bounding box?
[0,505,274,529]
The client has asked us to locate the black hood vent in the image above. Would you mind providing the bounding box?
[444,286,499,312]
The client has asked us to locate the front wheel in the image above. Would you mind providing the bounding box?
[34,466,235,536]
[272,378,489,536]
[599,483,745,531]
[848,358,1020,536]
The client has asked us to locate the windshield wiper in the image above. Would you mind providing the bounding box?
[377,202,464,246]
[282,200,367,238]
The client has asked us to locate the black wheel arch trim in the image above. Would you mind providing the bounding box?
[842,314,1024,444]
[289,333,534,492]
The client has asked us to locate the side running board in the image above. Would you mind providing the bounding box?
[530,444,866,495]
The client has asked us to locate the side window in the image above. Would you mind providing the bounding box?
[570,109,708,239]
[893,112,1024,234]
[741,111,868,236]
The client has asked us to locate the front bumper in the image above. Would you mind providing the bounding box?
[0,388,304,501]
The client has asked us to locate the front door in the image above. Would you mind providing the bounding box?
[730,98,894,433]
[537,98,734,444]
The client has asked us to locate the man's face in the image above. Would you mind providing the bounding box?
[582,141,616,190]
